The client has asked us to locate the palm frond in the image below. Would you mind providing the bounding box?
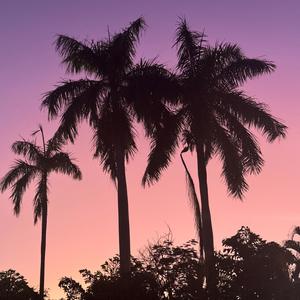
[0,160,38,192]
[46,129,66,155]
[9,168,38,216]
[218,57,275,87]
[55,35,98,74]
[219,91,287,141]
[213,120,248,198]
[205,43,244,64]
[57,82,104,142]
[180,148,204,259]
[174,18,205,72]
[41,79,100,119]
[199,43,243,82]
[11,140,42,162]
[142,110,182,185]
[215,106,264,174]
[48,152,82,180]
[109,17,145,73]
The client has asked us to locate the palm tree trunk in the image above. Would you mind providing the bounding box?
[196,143,216,299]
[116,149,131,277]
[39,172,48,300]
[39,200,48,299]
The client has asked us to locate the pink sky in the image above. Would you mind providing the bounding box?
[0,1,299,299]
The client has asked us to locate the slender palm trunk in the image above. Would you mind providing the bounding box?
[39,200,48,299]
[116,149,131,277]
[196,143,216,299]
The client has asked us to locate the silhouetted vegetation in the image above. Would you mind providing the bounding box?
[54,228,299,300]
[216,227,295,299]
[0,270,39,300]
[1,228,299,299]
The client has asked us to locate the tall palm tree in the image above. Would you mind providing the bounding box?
[41,18,179,277]
[142,19,287,298]
[0,126,82,299]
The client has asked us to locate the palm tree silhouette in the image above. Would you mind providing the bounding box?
[143,19,287,297]
[0,126,82,299]
[41,18,179,277]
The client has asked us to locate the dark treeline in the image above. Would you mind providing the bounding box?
[1,17,289,300]
[1,227,300,300]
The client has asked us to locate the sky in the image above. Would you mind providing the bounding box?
[0,1,299,299]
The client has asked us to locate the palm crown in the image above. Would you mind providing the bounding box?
[144,19,286,197]
[42,18,178,180]
[0,127,81,222]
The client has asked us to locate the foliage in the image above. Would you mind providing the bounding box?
[216,226,294,299]
[59,237,205,300]
[0,270,39,300]
[58,228,299,300]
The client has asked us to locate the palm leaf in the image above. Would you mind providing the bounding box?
[218,57,275,87]
[174,18,205,72]
[109,17,145,72]
[42,79,100,119]
[215,106,264,174]
[219,90,287,141]
[55,35,99,75]
[213,120,248,198]
[11,140,42,163]
[57,82,104,142]
[142,110,182,185]
[0,160,38,192]
[9,167,38,215]
[180,148,204,259]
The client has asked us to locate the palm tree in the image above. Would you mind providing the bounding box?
[0,126,82,299]
[41,18,179,277]
[142,19,287,297]
[284,226,300,283]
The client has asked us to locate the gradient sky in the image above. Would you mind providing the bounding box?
[1,1,299,299]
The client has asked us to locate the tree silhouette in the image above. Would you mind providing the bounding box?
[59,237,205,300]
[143,18,287,297]
[0,126,82,299]
[41,18,179,277]
[57,228,297,300]
[217,226,294,299]
[0,269,39,300]
[284,226,300,291]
